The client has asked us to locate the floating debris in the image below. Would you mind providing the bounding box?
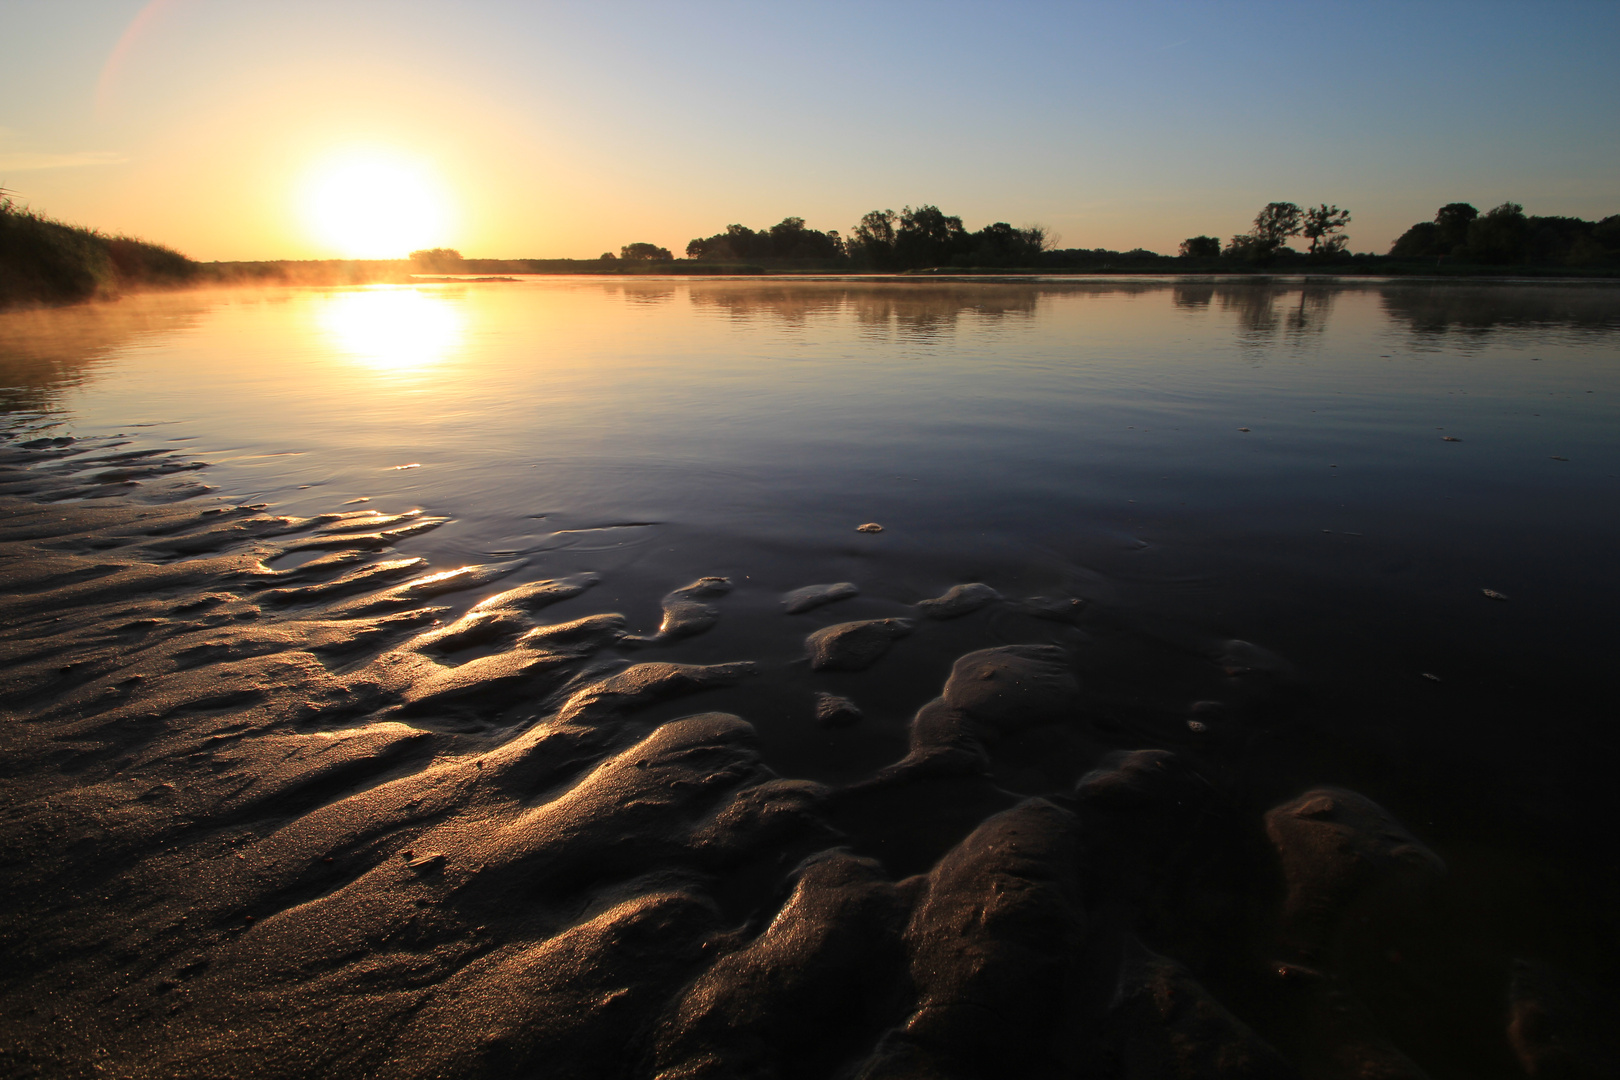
[1482,589,1509,601]
[1442,436,1462,442]
[1551,456,1568,461]
[855,522,883,533]
[1422,673,1443,682]
[405,852,445,872]
[1238,427,1251,432]
[393,463,422,470]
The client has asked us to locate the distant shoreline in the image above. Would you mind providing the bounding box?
[202,256,1620,284]
[7,193,1618,312]
[7,253,1620,315]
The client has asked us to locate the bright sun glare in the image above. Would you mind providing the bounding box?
[303,153,452,258]
[318,289,464,376]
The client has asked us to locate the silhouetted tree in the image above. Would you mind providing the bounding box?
[1224,202,1303,263]
[620,242,673,261]
[1466,203,1527,264]
[686,224,759,260]
[956,222,1046,267]
[686,218,843,262]
[1391,203,1477,259]
[1389,222,1441,258]
[1252,202,1303,249]
[1300,204,1350,255]
[1435,203,1478,251]
[767,216,844,260]
[1222,234,1265,260]
[598,251,617,260]
[1523,216,1597,263]
[1388,201,1620,265]
[409,247,464,271]
[849,209,898,269]
[1596,215,1620,251]
[894,204,969,268]
[1179,236,1220,258]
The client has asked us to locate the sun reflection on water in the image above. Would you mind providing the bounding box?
[317,288,464,377]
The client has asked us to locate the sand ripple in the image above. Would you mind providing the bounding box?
[0,432,1541,1079]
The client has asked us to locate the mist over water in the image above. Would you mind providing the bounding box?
[3,276,1618,1075]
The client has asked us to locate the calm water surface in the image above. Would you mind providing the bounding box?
[4,276,1619,1064]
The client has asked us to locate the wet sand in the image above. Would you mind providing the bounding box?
[3,429,1615,1080]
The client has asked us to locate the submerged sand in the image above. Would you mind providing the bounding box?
[0,432,1609,1080]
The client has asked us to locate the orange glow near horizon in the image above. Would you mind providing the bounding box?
[300,151,455,259]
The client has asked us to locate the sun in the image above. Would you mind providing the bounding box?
[301,151,454,258]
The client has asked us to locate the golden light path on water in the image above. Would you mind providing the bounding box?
[315,288,465,378]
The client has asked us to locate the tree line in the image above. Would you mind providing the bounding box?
[628,202,1357,271]
[1192,201,1354,262]
[678,208,1053,270]
[1174,202,1351,264]
[455,198,1620,273]
[1388,202,1620,266]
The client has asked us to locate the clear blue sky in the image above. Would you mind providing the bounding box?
[3,0,1616,259]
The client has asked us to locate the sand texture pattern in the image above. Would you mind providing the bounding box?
[0,431,1555,1080]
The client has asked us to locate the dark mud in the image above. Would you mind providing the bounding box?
[0,433,1613,1080]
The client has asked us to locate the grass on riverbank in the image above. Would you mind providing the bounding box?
[0,195,197,308]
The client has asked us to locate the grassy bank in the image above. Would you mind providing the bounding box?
[0,197,198,308]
